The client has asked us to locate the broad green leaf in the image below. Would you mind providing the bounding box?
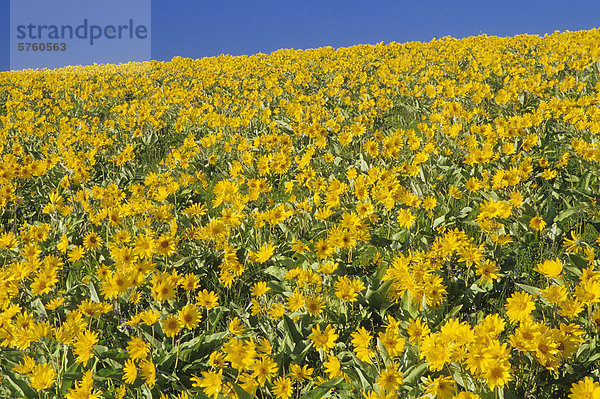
[366,279,392,310]
[89,280,100,302]
[264,265,287,281]
[515,283,541,296]
[301,377,343,399]
[568,253,588,270]
[402,363,428,385]
[283,314,304,344]
[433,215,445,228]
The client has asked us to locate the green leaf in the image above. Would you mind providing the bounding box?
[448,362,476,390]
[209,309,226,335]
[301,377,343,399]
[400,291,419,319]
[458,206,472,219]
[370,234,393,247]
[264,265,287,281]
[515,283,541,296]
[442,305,463,323]
[357,153,368,171]
[170,256,189,269]
[376,337,392,366]
[402,363,428,385]
[89,280,100,302]
[555,206,583,223]
[30,298,47,318]
[568,253,588,270]
[283,315,304,344]
[179,333,207,361]
[2,369,37,398]
[366,279,392,310]
[66,268,79,292]
[97,364,123,378]
[545,197,556,225]
[346,366,372,391]
[391,231,407,242]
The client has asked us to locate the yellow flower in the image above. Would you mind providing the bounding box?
[29,363,57,391]
[31,268,59,296]
[14,355,36,374]
[122,359,137,384]
[289,364,313,381]
[397,208,416,228]
[267,303,286,319]
[559,298,584,318]
[308,324,338,351]
[569,376,600,399]
[449,186,463,199]
[529,216,546,231]
[378,328,405,357]
[73,329,99,364]
[127,337,149,360]
[250,243,275,263]
[424,375,457,399]
[483,359,513,390]
[179,303,201,329]
[376,361,403,393]
[83,230,103,251]
[115,385,126,399]
[334,276,365,302]
[574,279,600,305]
[46,297,65,310]
[191,370,223,399]
[504,291,535,323]
[541,284,568,305]
[251,281,270,297]
[140,309,161,325]
[535,258,563,278]
[313,238,333,259]
[406,317,431,345]
[223,337,256,370]
[133,233,156,259]
[304,294,324,316]
[541,168,557,180]
[139,358,155,387]
[151,272,177,302]
[57,233,69,253]
[271,376,293,399]
[351,326,372,350]
[509,190,524,207]
[422,196,437,210]
[476,259,500,283]
[323,354,343,379]
[286,290,306,312]
[563,231,584,254]
[155,234,177,257]
[228,317,245,335]
[68,245,86,263]
[250,355,278,386]
[238,372,259,396]
[162,315,182,337]
[66,370,96,399]
[196,289,219,310]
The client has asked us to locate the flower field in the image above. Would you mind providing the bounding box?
[1,28,600,398]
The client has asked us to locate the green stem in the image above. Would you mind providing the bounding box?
[174,335,182,370]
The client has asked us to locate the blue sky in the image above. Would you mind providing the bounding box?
[1,0,600,71]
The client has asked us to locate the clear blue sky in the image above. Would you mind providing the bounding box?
[1,0,600,71]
